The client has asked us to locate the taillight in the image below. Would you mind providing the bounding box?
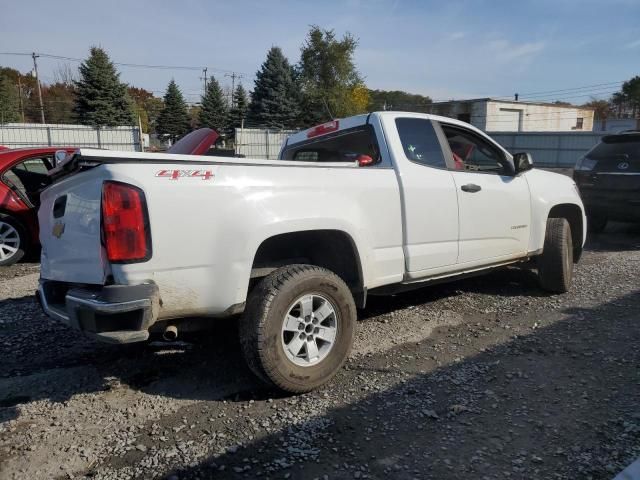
[101,181,151,263]
[575,156,597,171]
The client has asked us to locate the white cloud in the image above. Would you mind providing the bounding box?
[625,39,640,49]
[488,39,546,62]
[447,31,466,41]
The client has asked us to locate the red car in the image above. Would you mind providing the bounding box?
[0,147,77,265]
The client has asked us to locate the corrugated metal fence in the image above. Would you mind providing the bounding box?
[235,127,605,167]
[489,131,605,168]
[235,128,297,159]
[0,123,143,151]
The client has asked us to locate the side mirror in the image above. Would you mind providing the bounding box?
[54,150,68,166]
[514,152,533,173]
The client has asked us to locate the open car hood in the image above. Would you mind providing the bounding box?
[168,128,219,155]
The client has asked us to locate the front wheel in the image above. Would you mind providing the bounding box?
[239,264,356,393]
[0,216,26,266]
[538,217,573,293]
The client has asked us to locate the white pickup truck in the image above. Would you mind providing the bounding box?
[37,112,586,392]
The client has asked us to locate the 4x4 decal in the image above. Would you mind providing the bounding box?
[155,170,214,180]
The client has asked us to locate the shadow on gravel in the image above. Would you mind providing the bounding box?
[0,261,555,426]
[0,315,265,423]
[159,290,640,480]
[362,267,544,320]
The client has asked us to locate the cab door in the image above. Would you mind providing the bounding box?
[436,122,531,266]
[383,116,459,276]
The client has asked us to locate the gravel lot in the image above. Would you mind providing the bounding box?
[1,226,639,480]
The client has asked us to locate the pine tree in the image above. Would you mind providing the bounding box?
[199,75,228,133]
[156,80,190,142]
[229,83,249,130]
[247,47,301,129]
[74,47,135,126]
[0,74,20,123]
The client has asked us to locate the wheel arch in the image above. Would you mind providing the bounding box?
[250,229,366,307]
[548,203,584,262]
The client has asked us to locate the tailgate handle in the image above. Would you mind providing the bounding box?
[53,195,67,218]
[461,183,482,193]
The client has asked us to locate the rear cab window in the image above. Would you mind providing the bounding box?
[281,125,381,165]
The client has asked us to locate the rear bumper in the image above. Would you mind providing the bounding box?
[579,191,640,222]
[37,280,159,344]
[575,172,640,222]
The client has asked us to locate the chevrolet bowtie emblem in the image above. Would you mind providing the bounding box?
[52,222,65,239]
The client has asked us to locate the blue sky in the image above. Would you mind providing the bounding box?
[1,0,639,104]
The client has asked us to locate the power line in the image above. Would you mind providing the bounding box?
[2,52,623,101]
[514,81,624,98]
[0,51,252,76]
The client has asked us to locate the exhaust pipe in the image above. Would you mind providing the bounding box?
[163,325,178,341]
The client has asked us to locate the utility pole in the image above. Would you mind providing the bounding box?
[201,67,208,96]
[32,52,46,124]
[225,72,243,108]
[17,77,25,123]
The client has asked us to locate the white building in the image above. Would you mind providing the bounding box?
[429,98,594,132]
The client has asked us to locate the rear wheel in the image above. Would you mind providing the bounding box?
[538,217,573,293]
[0,216,26,266]
[239,264,356,393]
[587,213,607,234]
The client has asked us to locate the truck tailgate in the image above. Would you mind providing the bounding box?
[38,167,107,284]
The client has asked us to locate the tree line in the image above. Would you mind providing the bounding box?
[582,77,640,120]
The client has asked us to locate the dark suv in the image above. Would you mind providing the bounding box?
[574,131,640,232]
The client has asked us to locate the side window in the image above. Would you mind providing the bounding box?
[3,156,53,205]
[281,126,380,165]
[20,157,53,174]
[395,118,447,169]
[440,125,510,175]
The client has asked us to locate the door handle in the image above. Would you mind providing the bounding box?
[461,183,482,193]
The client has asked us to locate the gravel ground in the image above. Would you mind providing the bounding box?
[1,226,639,480]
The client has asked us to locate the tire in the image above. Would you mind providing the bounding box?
[587,213,607,234]
[239,264,356,393]
[0,215,27,266]
[538,217,573,293]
